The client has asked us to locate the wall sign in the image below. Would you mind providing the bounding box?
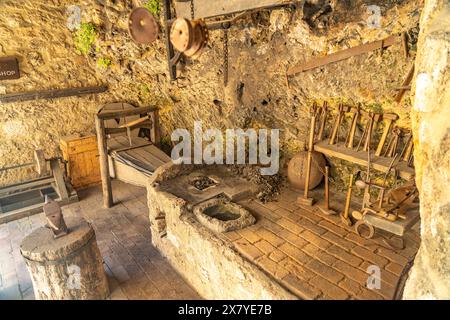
[0,57,20,80]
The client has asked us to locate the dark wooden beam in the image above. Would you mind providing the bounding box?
[287,35,401,76]
[0,85,108,104]
[97,106,158,120]
[174,0,297,19]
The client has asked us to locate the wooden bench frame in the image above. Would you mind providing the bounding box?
[95,106,159,208]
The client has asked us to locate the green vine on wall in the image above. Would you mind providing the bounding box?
[143,0,161,15]
[73,22,96,55]
[97,57,111,69]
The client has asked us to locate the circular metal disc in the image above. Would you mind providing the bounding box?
[170,18,193,52]
[129,7,159,45]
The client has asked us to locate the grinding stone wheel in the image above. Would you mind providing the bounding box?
[128,7,159,45]
[287,151,326,190]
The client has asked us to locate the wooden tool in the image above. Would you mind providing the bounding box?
[341,173,354,226]
[363,112,375,152]
[356,112,380,152]
[375,113,399,156]
[317,102,329,141]
[118,115,151,129]
[400,135,414,162]
[329,104,347,145]
[297,113,316,206]
[287,35,401,75]
[345,106,360,149]
[395,64,415,104]
[402,32,409,58]
[318,166,336,215]
[384,127,401,157]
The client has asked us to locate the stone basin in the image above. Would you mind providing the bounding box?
[193,197,256,233]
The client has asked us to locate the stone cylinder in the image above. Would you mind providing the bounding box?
[20,217,109,300]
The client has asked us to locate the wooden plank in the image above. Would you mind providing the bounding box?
[0,192,78,225]
[97,106,157,120]
[174,0,294,19]
[287,35,401,75]
[105,122,152,135]
[109,159,148,188]
[0,85,108,103]
[314,141,415,180]
[110,136,165,169]
[0,177,54,196]
[118,116,150,128]
[147,145,171,163]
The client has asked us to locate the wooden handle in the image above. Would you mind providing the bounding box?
[304,114,316,198]
[343,174,354,219]
[375,119,394,156]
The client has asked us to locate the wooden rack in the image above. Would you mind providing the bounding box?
[95,105,159,208]
[312,103,415,180]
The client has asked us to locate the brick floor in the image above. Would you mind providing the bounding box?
[229,187,420,300]
[0,181,200,300]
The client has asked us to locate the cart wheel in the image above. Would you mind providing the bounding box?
[355,220,375,239]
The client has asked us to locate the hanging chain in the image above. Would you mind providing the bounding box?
[223,28,229,86]
[190,0,195,19]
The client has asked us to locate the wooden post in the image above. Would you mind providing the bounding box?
[341,174,354,226]
[297,114,316,206]
[150,110,161,147]
[304,114,315,198]
[318,166,336,215]
[95,116,113,208]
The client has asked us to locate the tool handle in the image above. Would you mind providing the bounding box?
[343,174,354,219]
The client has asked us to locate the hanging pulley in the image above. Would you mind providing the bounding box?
[170,18,209,58]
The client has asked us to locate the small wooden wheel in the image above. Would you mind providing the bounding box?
[355,220,375,239]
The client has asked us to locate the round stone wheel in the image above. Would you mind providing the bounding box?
[20,217,109,300]
[287,151,326,190]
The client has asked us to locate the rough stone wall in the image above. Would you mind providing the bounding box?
[1,0,421,186]
[403,0,449,300]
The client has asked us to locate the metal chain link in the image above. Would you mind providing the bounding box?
[190,0,195,19]
[223,28,229,86]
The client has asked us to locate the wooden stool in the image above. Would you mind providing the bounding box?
[20,217,109,300]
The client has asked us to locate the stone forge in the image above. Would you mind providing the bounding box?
[147,163,295,299]
[147,163,420,300]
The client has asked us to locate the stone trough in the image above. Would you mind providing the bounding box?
[193,197,256,233]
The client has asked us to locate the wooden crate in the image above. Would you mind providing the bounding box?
[60,135,101,189]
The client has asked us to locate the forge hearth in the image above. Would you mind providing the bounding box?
[193,198,256,233]
[188,175,218,191]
